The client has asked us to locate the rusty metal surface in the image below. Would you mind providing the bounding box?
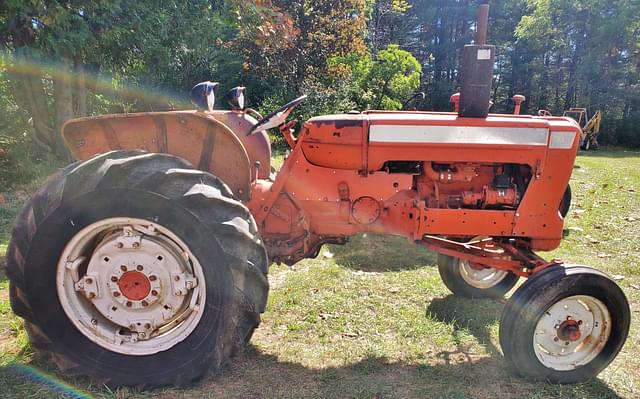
[248,110,579,265]
[62,111,254,200]
[61,104,581,271]
[475,3,489,46]
[208,110,272,179]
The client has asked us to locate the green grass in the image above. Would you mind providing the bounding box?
[0,149,638,398]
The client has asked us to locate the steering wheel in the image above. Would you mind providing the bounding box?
[538,109,552,117]
[248,95,307,135]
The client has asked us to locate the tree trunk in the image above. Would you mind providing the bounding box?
[8,51,56,151]
[73,56,88,117]
[8,37,72,159]
[53,58,74,160]
[294,0,308,92]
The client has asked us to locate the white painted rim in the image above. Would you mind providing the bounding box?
[459,259,508,289]
[56,218,206,356]
[533,295,611,371]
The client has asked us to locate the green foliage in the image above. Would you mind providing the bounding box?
[391,0,412,12]
[511,0,639,141]
[329,44,421,111]
[0,66,56,188]
[371,45,421,109]
[255,76,362,151]
[0,0,638,179]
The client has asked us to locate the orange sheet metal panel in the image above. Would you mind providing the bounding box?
[283,150,412,203]
[300,114,364,169]
[62,112,252,200]
[269,111,581,253]
[367,113,551,171]
[208,111,272,179]
[418,208,515,236]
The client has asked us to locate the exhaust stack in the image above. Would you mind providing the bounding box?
[458,2,495,118]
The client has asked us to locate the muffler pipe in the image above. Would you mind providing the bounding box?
[458,2,495,119]
[475,3,489,46]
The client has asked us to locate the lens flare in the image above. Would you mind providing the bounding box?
[7,362,93,398]
[0,51,191,110]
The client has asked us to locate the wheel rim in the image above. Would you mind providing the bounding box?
[56,218,206,356]
[533,295,611,371]
[459,260,508,289]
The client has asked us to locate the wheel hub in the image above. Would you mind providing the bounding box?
[459,259,508,289]
[533,295,611,371]
[106,260,162,310]
[57,218,205,355]
[557,319,582,342]
[117,271,151,300]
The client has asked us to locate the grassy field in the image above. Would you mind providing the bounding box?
[0,149,638,398]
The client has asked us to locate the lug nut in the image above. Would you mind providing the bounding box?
[141,300,149,307]
[149,275,157,281]
[88,292,96,299]
[144,323,151,329]
[132,242,140,248]
[126,301,132,307]
[129,324,136,330]
[136,265,144,271]
[116,242,123,248]
[121,265,127,272]
[113,292,121,297]
[151,290,158,296]
[91,318,98,325]
[174,275,180,281]
[85,278,93,284]
[111,276,118,282]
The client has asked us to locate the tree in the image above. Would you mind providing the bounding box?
[367,0,412,53]
[515,0,640,145]
[329,44,421,110]
[0,1,246,158]
[237,0,368,97]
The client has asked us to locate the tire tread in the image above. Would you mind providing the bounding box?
[6,150,268,388]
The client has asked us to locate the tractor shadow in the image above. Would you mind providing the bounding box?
[0,296,624,399]
[180,348,623,398]
[0,349,625,399]
[425,294,505,358]
[328,233,437,272]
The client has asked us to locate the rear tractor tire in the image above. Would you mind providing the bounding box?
[499,265,630,383]
[437,254,519,299]
[6,150,269,388]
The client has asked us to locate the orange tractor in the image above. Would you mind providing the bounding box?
[7,4,629,388]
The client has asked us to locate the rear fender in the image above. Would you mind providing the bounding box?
[62,111,253,201]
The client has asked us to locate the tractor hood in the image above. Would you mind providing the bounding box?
[302,111,581,172]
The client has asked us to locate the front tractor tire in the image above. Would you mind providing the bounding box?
[437,254,519,299]
[499,265,630,383]
[6,151,269,388]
